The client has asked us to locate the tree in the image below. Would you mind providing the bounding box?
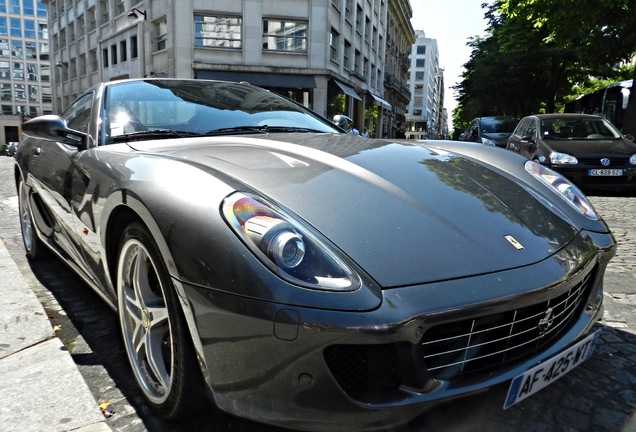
[498,0,636,133]
[454,0,636,132]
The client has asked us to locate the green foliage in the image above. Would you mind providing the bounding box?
[453,0,636,131]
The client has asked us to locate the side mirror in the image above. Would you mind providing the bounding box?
[625,134,635,142]
[22,115,87,148]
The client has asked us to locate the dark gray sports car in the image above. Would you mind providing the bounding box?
[14,79,615,431]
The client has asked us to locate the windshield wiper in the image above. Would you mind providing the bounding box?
[205,125,327,136]
[205,125,269,135]
[112,129,204,142]
[264,126,326,133]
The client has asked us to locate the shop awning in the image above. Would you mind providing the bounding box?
[333,79,361,100]
[370,93,391,109]
[195,70,316,88]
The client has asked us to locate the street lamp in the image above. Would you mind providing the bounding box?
[127,8,147,21]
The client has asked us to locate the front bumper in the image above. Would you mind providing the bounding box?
[180,230,615,431]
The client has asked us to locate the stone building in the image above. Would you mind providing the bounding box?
[0,0,51,150]
[406,29,446,139]
[45,0,415,138]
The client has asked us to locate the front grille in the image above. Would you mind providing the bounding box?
[421,269,596,381]
[577,156,629,166]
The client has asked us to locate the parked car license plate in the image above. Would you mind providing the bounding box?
[588,169,623,176]
[503,330,599,409]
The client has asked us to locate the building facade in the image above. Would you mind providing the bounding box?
[405,30,445,139]
[0,0,51,150]
[45,0,415,138]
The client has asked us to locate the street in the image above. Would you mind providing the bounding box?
[1,153,635,432]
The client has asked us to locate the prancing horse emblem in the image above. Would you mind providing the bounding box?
[538,307,555,334]
[504,235,524,250]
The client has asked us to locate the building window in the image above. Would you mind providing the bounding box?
[100,0,109,26]
[414,97,423,106]
[9,0,20,14]
[111,44,117,65]
[79,53,86,76]
[120,40,127,62]
[262,20,307,52]
[115,0,125,16]
[24,20,36,38]
[330,29,339,61]
[1,83,11,100]
[102,48,108,67]
[39,42,48,61]
[130,35,138,59]
[87,7,96,32]
[343,40,351,70]
[25,42,36,60]
[23,0,35,15]
[11,41,22,59]
[38,23,48,39]
[10,17,21,37]
[37,2,46,18]
[194,15,242,48]
[416,59,425,68]
[90,49,97,72]
[15,84,26,102]
[40,64,49,83]
[417,45,425,55]
[415,71,424,80]
[0,61,9,79]
[155,19,167,52]
[355,5,363,34]
[345,0,352,21]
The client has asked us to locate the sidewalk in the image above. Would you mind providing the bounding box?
[0,239,111,432]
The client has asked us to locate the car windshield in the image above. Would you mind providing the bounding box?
[479,118,518,134]
[102,80,340,144]
[540,117,622,140]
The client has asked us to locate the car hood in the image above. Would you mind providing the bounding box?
[132,134,579,287]
[544,138,636,156]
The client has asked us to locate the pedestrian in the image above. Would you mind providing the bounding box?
[362,128,369,138]
[350,125,359,135]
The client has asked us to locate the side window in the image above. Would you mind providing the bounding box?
[63,91,93,133]
[470,120,479,140]
[524,119,537,137]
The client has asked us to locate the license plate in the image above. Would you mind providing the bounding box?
[503,330,599,409]
[588,169,623,176]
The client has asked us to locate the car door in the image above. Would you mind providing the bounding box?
[26,91,98,281]
[515,118,539,159]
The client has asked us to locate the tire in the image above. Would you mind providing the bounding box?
[116,222,205,419]
[18,179,43,259]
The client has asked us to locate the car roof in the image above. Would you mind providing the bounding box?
[526,113,605,120]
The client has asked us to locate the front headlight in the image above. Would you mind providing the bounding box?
[525,160,598,220]
[630,154,636,165]
[549,151,578,165]
[222,192,360,291]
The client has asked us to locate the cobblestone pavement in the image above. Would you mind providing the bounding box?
[1,152,636,431]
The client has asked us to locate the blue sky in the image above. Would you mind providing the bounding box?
[410,0,488,123]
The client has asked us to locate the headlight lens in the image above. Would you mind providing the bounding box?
[549,151,578,165]
[525,160,598,220]
[222,192,360,291]
[630,154,636,165]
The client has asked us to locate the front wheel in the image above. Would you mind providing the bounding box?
[116,222,205,418]
[18,179,43,259]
